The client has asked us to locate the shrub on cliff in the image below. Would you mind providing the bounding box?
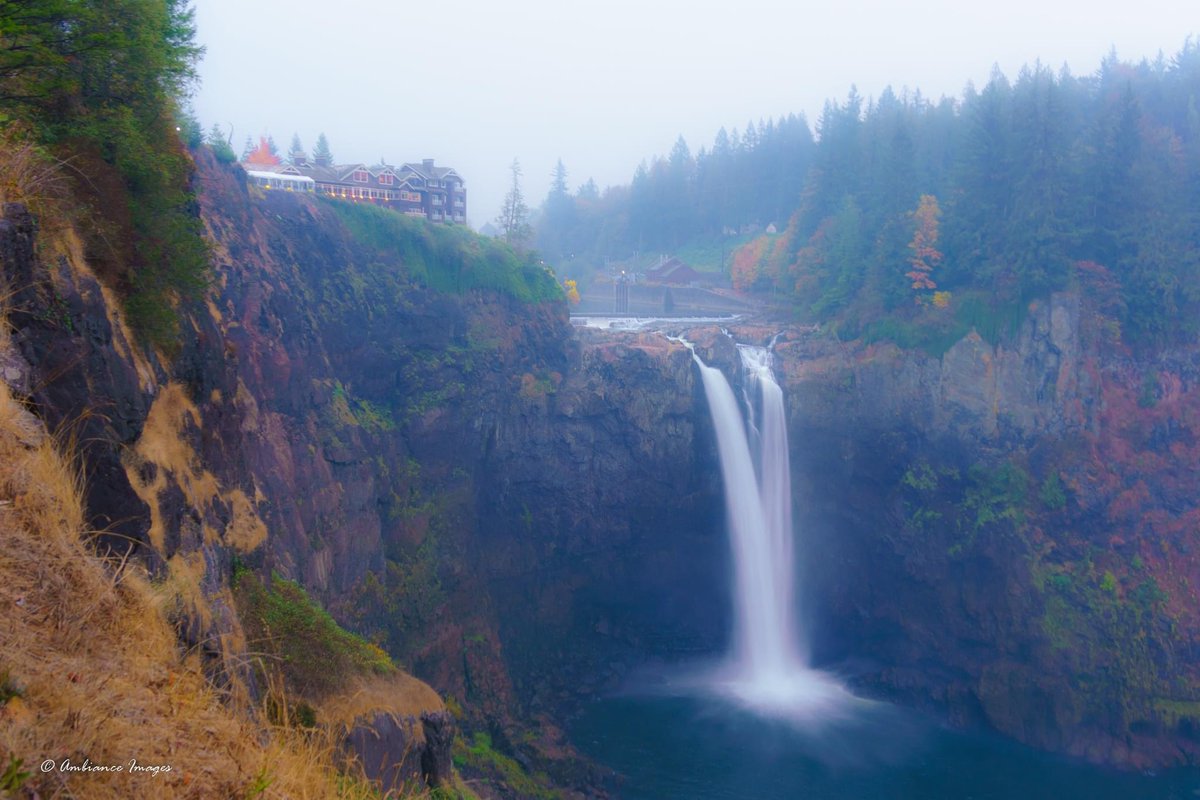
[234,570,395,699]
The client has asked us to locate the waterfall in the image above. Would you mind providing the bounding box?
[691,343,852,717]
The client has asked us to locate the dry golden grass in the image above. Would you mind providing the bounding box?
[318,673,446,733]
[224,489,269,554]
[0,130,69,217]
[0,381,435,799]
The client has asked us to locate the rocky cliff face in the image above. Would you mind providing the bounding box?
[6,151,1199,786]
[192,159,729,741]
[754,295,1200,767]
[4,155,728,790]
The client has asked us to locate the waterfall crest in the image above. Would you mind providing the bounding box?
[692,343,853,718]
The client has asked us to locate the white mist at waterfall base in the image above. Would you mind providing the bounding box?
[693,344,861,724]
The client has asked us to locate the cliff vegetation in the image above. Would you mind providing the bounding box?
[1,0,209,346]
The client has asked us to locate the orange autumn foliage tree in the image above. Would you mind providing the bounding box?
[732,236,769,291]
[244,136,281,166]
[906,194,942,293]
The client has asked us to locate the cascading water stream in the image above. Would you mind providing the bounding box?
[740,346,803,667]
[690,342,854,719]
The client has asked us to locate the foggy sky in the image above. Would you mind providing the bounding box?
[191,0,1194,230]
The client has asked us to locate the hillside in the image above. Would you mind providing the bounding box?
[535,44,1200,350]
[0,369,438,799]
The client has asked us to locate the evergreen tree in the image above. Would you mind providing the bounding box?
[549,158,569,197]
[288,133,306,165]
[0,0,202,123]
[529,44,1200,344]
[656,135,696,246]
[313,132,333,165]
[176,106,202,148]
[0,0,209,345]
[207,123,236,163]
[496,158,531,249]
[538,159,574,260]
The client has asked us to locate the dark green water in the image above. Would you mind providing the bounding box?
[572,693,1200,800]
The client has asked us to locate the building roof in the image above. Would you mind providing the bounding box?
[246,170,314,184]
[401,159,462,183]
[645,256,710,285]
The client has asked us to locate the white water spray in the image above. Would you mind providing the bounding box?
[691,343,853,718]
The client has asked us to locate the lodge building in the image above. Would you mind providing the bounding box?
[245,154,466,224]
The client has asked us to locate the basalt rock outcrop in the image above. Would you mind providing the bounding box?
[755,296,1200,768]
[640,307,1200,768]
[2,155,727,792]
[5,148,1200,787]
[193,158,727,735]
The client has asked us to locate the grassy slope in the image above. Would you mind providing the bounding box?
[327,199,563,304]
[0,379,377,799]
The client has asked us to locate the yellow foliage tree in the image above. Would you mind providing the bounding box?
[563,279,581,304]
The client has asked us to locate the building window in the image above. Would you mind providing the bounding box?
[353,170,368,183]
[379,174,393,185]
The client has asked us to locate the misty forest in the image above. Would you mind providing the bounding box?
[3,2,1200,799]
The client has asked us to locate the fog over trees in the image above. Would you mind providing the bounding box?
[537,43,1200,347]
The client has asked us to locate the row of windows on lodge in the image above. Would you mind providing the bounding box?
[248,173,450,207]
[249,174,314,192]
[316,185,423,202]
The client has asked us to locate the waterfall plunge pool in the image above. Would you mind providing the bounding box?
[570,691,1200,800]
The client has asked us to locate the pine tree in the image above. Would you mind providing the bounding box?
[207,123,236,163]
[537,159,574,259]
[288,133,306,165]
[549,158,569,197]
[313,132,333,165]
[496,158,531,248]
